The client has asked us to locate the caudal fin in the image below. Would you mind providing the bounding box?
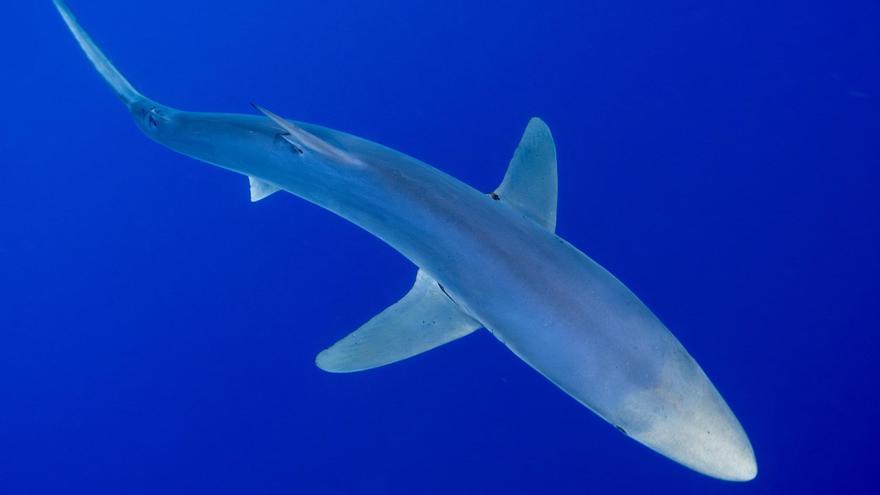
[53,0,143,106]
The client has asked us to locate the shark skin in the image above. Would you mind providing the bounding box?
[53,0,756,481]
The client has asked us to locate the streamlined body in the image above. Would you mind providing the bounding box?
[54,0,756,481]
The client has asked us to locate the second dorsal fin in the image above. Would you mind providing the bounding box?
[492,118,558,231]
[251,103,363,166]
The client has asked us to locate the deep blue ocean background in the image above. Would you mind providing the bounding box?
[2,1,877,493]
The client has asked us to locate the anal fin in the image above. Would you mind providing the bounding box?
[249,176,281,202]
[316,270,482,373]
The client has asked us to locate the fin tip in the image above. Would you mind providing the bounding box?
[315,350,359,373]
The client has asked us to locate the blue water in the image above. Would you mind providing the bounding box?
[2,1,877,493]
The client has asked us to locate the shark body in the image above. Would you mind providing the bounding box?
[54,0,756,481]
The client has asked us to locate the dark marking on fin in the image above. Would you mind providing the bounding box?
[437,283,456,304]
[283,134,305,155]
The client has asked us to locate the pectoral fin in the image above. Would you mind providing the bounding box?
[316,270,481,373]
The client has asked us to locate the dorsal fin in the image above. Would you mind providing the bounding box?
[493,118,558,231]
[315,270,481,373]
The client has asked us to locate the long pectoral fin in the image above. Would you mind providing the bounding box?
[316,271,481,373]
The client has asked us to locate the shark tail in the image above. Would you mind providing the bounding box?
[53,0,143,106]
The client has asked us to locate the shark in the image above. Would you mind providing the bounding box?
[53,0,756,481]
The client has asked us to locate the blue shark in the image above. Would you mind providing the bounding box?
[54,0,756,481]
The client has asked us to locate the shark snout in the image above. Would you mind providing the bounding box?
[625,389,756,480]
[615,357,757,481]
[718,440,758,482]
[670,403,757,482]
